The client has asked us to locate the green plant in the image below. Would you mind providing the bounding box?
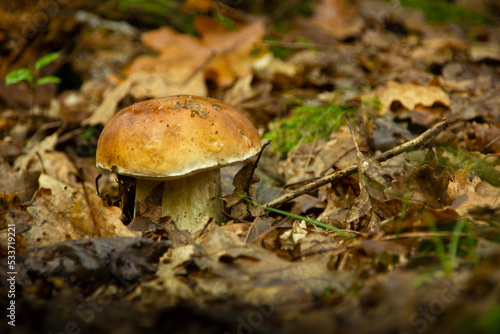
[214,11,236,31]
[244,196,355,239]
[388,0,490,26]
[264,102,354,152]
[114,0,196,34]
[423,214,474,273]
[5,52,61,114]
[362,96,382,110]
[116,0,174,13]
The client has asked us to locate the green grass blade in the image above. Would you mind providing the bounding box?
[245,197,356,240]
[448,219,467,268]
[423,212,452,272]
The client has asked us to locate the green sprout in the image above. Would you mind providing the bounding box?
[423,214,474,274]
[5,51,61,115]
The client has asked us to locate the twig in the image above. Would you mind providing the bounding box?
[264,119,449,208]
[77,167,100,237]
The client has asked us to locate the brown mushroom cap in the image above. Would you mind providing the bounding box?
[96,95,262,180]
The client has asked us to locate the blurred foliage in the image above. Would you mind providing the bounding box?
[443,148,500,187]
[107,0,316,34]
[266,36,318,60]
[265,37,294,60]
[264,102,354,152]
[214,11,236,31]
[391,0,491,25]
[108,0,197,33]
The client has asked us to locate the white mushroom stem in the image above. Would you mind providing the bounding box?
[135,169,224,231]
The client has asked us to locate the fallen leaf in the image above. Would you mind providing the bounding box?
[19,186,135,249]
[368,82,451,116]
[312,0,364,40]
[197,16,266,87]
[280,220,308,251]
[13,132,58,173]
[84,71,207,125]
[410,37,468,65]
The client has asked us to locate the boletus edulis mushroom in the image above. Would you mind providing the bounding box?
[96,95,262,231]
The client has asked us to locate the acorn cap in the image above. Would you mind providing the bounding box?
[96,95,262,180]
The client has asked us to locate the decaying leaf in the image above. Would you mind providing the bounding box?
[6,186,136,250]
[223,162,263,221]
[346,122,390,232]
[280,220,308,251]
[14,237,170,287]
[13,132,59,173]
[84,71,207,125]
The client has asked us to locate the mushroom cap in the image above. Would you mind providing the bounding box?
[96,95,262,180]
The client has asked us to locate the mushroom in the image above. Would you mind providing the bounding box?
[95,95,262,231]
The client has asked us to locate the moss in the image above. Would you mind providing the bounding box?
[264,102,354,152]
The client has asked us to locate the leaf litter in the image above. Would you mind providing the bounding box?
[1,0,500,333]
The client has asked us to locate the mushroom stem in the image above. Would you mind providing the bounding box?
[135,169,224,231]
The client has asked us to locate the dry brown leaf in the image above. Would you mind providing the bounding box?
[140,26,202,53]
[451,181,500,216]
[137,225,350,310]
[20,187,134,249]
[464,122,500,153]
[13,132,58,173]
[245,216,273,244]
[253,52,298,83]
[85,18,265,124]
[0,157,38,202]
[84,71,207,125]
[346,132,389,232]
[410,37,468,65]
[196,16,266,87]
[312,0,364,40]
[369,82,451,116]
[290,194,325,215]
[223,74,257,106]
[280,220,308,251]
[388,163,452,211]
[346,187,371,225]
[136,270,195,308]
[38,173,76,194]
[447,168,480,202]
[133,17,263,89]
[402,104,447,127]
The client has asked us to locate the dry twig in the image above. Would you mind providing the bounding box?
[264,119,449,208]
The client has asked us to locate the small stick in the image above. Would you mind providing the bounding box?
[344,113,360,152]
[264,119,449,208]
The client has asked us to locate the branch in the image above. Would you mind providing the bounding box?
[264,119,449,208]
